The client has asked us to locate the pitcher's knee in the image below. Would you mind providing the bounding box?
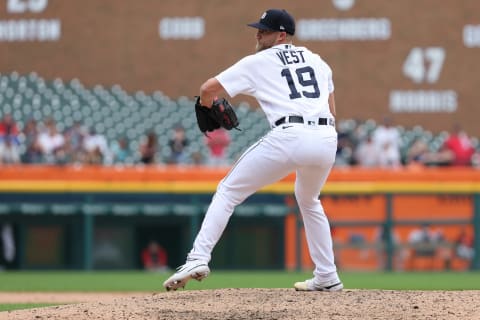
[216,183,247,208]
[295,196,326,215]
[295,193,319,208]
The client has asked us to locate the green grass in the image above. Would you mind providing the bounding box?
[0,303,57,312]
[1,271,479,312]
[0,270,479,292]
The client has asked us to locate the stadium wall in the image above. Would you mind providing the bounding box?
[0,165,478,271]
[1,0,480,135]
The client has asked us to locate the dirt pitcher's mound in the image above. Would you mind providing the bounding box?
[1,288,479,320]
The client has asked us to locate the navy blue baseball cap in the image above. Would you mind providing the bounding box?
[247,9,295,35]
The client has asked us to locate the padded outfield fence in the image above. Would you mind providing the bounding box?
[0,165,478,271]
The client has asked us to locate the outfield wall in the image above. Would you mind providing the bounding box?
[1,0,480,135]
[0,165,478,271]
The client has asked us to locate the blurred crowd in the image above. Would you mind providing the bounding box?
[335,116,480,168]
[1,113,479,167]
[0,113,232,166]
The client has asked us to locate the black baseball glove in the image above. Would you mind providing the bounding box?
[194,96,239,134]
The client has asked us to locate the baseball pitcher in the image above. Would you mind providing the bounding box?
[164,8,343,292]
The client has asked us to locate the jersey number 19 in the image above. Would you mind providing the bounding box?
[281,66,320,99]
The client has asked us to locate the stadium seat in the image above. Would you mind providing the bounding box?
[111,204,140,216]
[5,71,478,167]
[50,203,79,215]
[263,204,290,217]
[82,204,110,216]
[172,204,200,216]
[235,204,262,217]
[0,204,12,215]
[20,203,48,215]
[142,204,171,216]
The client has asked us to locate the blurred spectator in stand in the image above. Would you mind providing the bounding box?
[205,128,231,166]
[0,114,20,144]
[83,128,110,165]
[0,223,15,270]
[408,224,437,255]
[372,116,401,168]
[472,151,480,168]
[141,241,168,272]
[439,124,475,166]
[168,125,189,165]
[407,224,451,270]
[433,229,452,270]
[0,114,21,164]
[354,134,379,167]
[139,131,159,164]
[22,118,42,163]
[0,136,21,164]
[64,121,87,163]
[37,119,65,164]
[190,151,204,165]
[453,228,474,264]
[405,137,430,167]
[374,225,406,271]
[350,120,369,147]
[110,137,131,164]
[334,130,354,166]
[53,137,73,165]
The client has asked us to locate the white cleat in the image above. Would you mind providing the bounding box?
[294,278,343,292]
[163,260,210,291]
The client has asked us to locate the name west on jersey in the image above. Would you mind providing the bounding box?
[276,50,305,65]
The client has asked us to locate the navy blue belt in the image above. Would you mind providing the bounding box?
[274,116,332,127]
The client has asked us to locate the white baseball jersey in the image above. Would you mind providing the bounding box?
[216,43,334,126]
[188,43,340,288]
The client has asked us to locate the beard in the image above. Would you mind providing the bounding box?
[255,42,270,52]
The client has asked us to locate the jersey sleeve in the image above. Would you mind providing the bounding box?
[316,53,334,94]
[327,65,334,94]
[215,56,256,98]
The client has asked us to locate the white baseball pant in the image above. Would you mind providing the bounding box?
[188,121,340,284]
